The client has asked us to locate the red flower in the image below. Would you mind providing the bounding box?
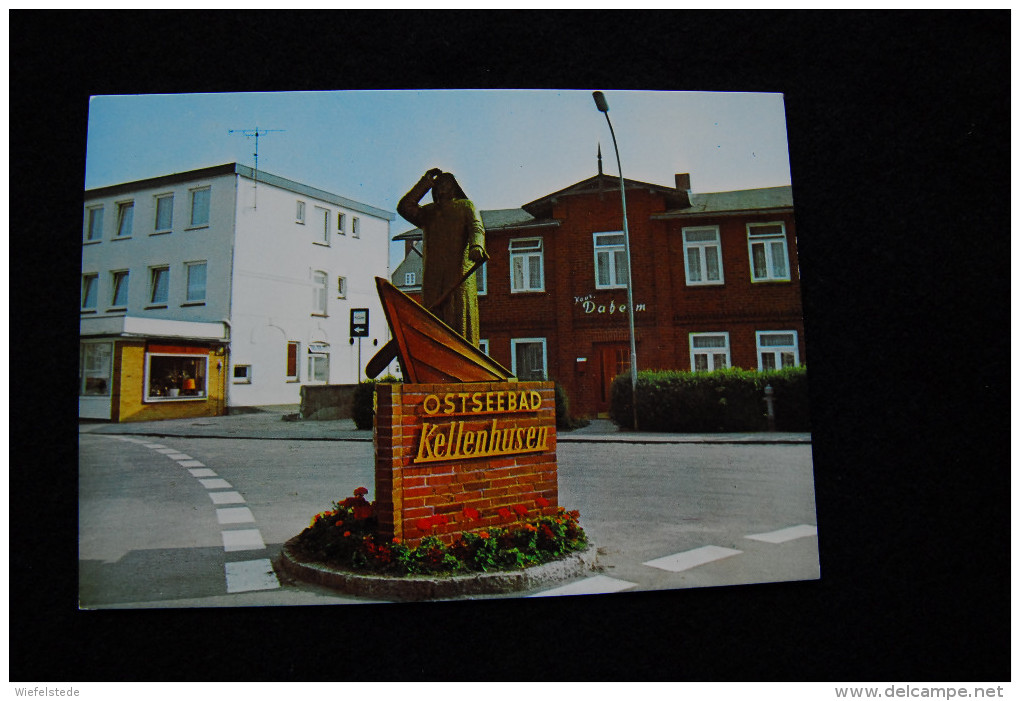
[479,531,490,540]
[462,506,480,521]
[513,504,529,517]
[343,531,351,537]
[335,520,343,527]
[416,517,432,531]
[354,487,369,497]
[536,497,550,507]
[498,507,513,521]
[353,503,373,520]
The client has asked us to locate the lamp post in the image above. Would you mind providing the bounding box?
[593,91,639,431]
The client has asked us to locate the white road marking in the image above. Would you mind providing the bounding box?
[221,529,266,552]
[745,524,818,543]
[153,448,181,454]
[199,478,233,489]
[165,452,192,460]
[188,468,217,477]
[225,559,280,593]
[178,460,205,468]
[529,575,638,597]
[209,491,246,504]
[643,545,743,573]
[217,507,255,524]
[142,443,166,449]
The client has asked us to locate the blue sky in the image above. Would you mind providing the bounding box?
[85,89,792,266]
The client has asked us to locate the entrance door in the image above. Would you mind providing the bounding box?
[596,343,631,417]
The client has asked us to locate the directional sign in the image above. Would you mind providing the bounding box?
[350,308,369,338]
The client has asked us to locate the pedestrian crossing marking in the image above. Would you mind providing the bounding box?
[188,468,217,477]
[745,524,817,544]
[225,559,280,593]
[217,507,255,525]
[221,529,266,552]
[209,491,246,505]
[199,478,233,489]
[643,545,743,573]
[528,575,638,597]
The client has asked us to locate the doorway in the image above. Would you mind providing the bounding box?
[596,343,631,417]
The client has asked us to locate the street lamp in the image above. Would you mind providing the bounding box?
[593,90,639,431]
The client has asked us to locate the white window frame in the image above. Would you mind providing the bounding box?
[478,338,490,356]
[476,261,487,296]
[748,222,791,282]
[286,341,301,382]
[404,272,416,287]
[307,343,330,384]
[509,237,544,293]
[154,193,174,234]
[337,276,347,299]
[115,201,134,239]
[314,206,330,245]
[81,273,99,311]
[352,216,360,238]
[296,200,306,224]
[683,225,724,285]
[510,337,548,380]
[756,330,800,370]
[110,270,129,309]
[84,206,104,243]
[148,266,170,306]
[593,231,628,289]
[689,332,731,372]
[79,342,113,396]
[143,352,209,402]
[184,261,207,304]
[337,212,346,235]
[312,270,328,316]
[189,186,211,228]
[232,364,252,384]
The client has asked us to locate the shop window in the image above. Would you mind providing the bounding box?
[110,270,129,308]
[315,206,330,245]
[185,261,207,304]
[307,344,330,383]
[85,206,104,242]
[286,341,300,381]
[757,331,799,370]
[190,187,211,227]
[233,364,252,384]
[748,223,790,282]
[690,332,731,372]
[79,342,112,396]
[145,353,208,401]
[296,200,306,224]
[154,194,174,233]
[81,274,98,311]
[312,270,328,315]
[115,202,134,238]
[511,338,547,380]
[509,238,544,293]
[593,232,628,289]
[683,226,724,285]
[148,266,170,306]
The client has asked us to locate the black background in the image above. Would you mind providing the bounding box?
[11,11,1009,681]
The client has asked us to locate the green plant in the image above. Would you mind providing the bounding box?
[553,380,590,431]
[351,375,400,430]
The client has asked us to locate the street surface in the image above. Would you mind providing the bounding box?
[78,431,818,608]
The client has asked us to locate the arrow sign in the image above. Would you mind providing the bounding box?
[350,309,369,338]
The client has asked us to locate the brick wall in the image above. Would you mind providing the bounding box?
[374,381,558,547]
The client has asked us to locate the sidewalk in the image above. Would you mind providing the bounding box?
[78,407,810,444]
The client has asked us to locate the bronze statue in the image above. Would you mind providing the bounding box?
[398,169,487,346]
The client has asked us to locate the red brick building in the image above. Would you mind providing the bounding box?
[394,169,802,419]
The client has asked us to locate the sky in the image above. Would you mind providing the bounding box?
[84,89,792,267]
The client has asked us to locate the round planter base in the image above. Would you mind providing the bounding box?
[278,536,598,601]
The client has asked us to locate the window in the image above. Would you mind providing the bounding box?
[185,262,207,303]
[337,276,348,298]
[110,270,129,308]
[145,353,208,401]
[511,338,547,380]
[79,342,112,396]
[85,206,104,242]
[296,201,306,224]
[404,272,416,286]
[477,261,487,295]
[757,331,800,370]
[593,232,629,289]
[337,212,346,235]
[509,238,544,293]
[315,206,330,245]
[312,270,328,315]
[232,364,252,384]
[190,187,210,227]
[154,194,174,233]
[683,226,724,285]
[689,332,731,372]
[307,344,330,383]
[352,217,360,238]
[478,339,489,356]
[748,223,790,282]
[81,274,98,311]
[286,341,300,381]
[115,202,134,238]
[148,266,170,306]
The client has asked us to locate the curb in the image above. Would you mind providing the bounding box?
[277,538,599,601]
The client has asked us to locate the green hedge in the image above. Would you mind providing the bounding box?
[610,366,810,432]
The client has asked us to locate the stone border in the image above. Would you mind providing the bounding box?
[277,537,598,601]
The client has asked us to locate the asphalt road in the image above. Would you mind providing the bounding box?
[78,433,818,608]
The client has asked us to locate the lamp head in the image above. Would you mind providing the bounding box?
[592,91,609,113]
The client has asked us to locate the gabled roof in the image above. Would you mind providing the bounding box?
[393,207,559,242]
[521,173,689,218]
[653,186,794,218]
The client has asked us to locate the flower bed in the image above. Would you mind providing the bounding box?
[288,487,588,577]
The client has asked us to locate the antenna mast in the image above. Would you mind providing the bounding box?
[228,126,285,209]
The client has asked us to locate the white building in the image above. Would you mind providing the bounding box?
[79,163,395,421]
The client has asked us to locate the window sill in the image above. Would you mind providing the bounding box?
[80,309,98,315]
[685,281,726,287]
[144,396,208,403]
[285,379,301,383]
[82,239,102,246]
[151,230,173,236]
[313,241,331,247]
[311,313,328,318]
[181,301,206,307]
[145,304,168,310]
[106,306,127,313]
[750,278,792,284]
[594,285,628,291]
[510,289,546,295]
[232,380,252,385]
[185,224,210,231]
[112,236,132,241]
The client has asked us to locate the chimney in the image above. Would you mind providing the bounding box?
[675,173,692,208]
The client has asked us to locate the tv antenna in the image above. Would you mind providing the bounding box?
[228,126,285,209]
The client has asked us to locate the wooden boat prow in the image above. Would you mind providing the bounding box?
[374,277,515,384]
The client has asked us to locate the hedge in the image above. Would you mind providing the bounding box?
[610,366,810,432]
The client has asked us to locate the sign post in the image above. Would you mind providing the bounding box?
[350,309,369,380]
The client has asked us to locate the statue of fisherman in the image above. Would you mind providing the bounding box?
[397,169,487,346]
